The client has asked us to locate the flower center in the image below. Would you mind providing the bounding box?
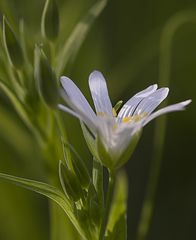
[122,112,148,123]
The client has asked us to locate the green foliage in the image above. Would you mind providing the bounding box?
[55,0,108,76]
[64,143,91,189]
[0,172,89,239]
[0,0,195,240]
[107,172,128,239]
[59,161,84,202]
[34,45,59,108]
[2,16,24,68]
[41,0,59,41]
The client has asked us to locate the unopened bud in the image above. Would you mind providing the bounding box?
[3,16,24,68]
[59,161,83,202]
[34,45,59,107]
[66,144,90,189]
[41,0,59,41]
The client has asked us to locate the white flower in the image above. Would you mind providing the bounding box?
[58,70,191,169]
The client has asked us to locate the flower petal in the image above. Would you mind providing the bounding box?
[60,76,97,133]
[118,84,158,120]
[142,99,192,126]
[58,103,97,134]
[58,104,82,119]
[60,76,96,118]
[133,87,169,116]
[89,70,113,116]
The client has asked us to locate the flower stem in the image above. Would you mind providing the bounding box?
[99,170,115,240]
[136,10,196,240]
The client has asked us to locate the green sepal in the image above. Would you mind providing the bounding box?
[114,130,142,169]
[34,45,59,108]
[81,122,100,161]
[2,16,24,68]
[97,134,113,169]
[97,130,142,171]
[59,161,84,202]
[64,143,91,189]
[41,0,59,41]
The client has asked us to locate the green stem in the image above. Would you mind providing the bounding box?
[136,10,196,240]
[99,170,115,240]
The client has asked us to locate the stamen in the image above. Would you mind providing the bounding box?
[122,117,132,123]
[122,112,148,123]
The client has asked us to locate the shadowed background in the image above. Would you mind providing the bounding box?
[0,0,195,239]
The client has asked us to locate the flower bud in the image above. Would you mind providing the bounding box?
[66,144,90,189]
[3,16,24,68]
[59,161,84,202]
[41,0,59,41]
[34,45,59,107]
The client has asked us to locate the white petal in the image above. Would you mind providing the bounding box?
[89,70,113,116]
[142,99,192,126]
[98,119,141,159]
[60,76,96,121]
[58,104,97,134]
[58,104,82,119]
[133,88,169,115]
[118,84,158,120]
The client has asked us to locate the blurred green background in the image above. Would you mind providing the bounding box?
[0,0,195,239]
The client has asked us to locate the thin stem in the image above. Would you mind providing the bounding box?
[136,10,196,240]
[99,170,115,240]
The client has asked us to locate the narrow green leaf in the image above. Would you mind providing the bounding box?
[56,0,108,76]
[0,79,32,129]
[3,16,24,68]
[0,172,87,240]
[41,0,59,41]
[107,171,128,240]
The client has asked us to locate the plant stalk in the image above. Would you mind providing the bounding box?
[99,170,115,240]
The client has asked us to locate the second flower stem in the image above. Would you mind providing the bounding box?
[99,170,115,240]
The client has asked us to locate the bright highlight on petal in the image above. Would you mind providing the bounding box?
[59,70,191,170]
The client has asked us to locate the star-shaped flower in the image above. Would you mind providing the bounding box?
[59,70,191,170]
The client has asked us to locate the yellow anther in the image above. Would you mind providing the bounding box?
[122,117,132,123]
[122,112,148,123]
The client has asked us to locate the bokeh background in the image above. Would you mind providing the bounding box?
[0,0,195,239]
